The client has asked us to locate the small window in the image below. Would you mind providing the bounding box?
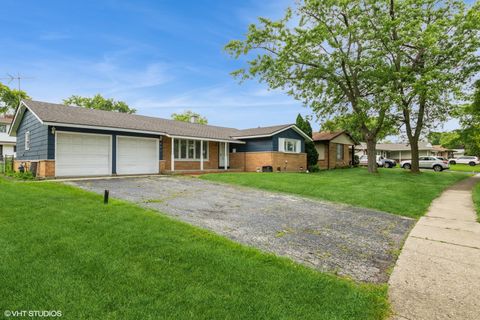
[25,131,31,151]
[0,124,6,133]
[282,138,300,153]
[336,144,344,160]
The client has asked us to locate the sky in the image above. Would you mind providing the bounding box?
[0,0,465,132]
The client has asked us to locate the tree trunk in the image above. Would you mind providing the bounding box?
[408,138,420,173]
[366,138,378,173]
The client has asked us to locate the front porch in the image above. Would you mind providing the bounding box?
[162,136,243,173]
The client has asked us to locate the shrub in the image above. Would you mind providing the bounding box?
[308,164,321,172]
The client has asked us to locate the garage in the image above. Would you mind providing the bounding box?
[116,136,159,175]
[56,132,111,177]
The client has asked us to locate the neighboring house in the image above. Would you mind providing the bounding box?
[452,149,465,158]
[8,100,311,178]
[0,116,16,159]
[431,145,455,159]
[312,131,357,169]
[355,141,436,162]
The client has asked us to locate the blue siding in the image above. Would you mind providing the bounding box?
[231,128,306,153]
[16,110,50,160]
[273,128,306,153]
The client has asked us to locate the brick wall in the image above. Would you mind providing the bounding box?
[229,152,246,171]
[162,137,219,171]
[242,151,306,172]
[13,160,55,178]
[318,142,352,169]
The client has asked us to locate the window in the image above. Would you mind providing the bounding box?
[174,139,208,160]
[336,144,344,160]
[280,138,300,153]
[0,124,6,133]
[25,131,31,151]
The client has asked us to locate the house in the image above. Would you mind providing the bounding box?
[431,145,455,159]
[312,131,357,169]
[0,116,16,159]
[355,141,436,162]
[8,100,311,178]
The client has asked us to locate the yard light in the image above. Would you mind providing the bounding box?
[104,190,109,204]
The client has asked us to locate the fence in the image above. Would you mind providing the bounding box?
[0,155,15,175]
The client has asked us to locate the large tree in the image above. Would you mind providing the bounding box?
[374,0,480,172]
[171,110,208,124]
[225,0,398,173]
[321,113,398,143]
[63,94,136,114]
[296,114,319,170]
[0,82,29,114]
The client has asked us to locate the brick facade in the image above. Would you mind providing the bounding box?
[241,151,307,172]
[317,142,352,170]
[162,137,220,171]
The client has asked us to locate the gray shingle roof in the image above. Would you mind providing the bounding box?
[233,124,294,137]
[18,100,300,143]
[356,141,434,151]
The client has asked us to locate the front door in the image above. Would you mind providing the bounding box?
[219,142,229,169]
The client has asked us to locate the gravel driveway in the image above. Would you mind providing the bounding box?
[70,176,414,283]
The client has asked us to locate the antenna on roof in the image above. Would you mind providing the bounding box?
[0,72,35,90]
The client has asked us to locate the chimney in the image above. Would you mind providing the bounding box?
[190,115,198,123]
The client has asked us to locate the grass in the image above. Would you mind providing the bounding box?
[474,182,480,222]
[201,168,468,219]
[448,163,480,173]
[0,178,389,319]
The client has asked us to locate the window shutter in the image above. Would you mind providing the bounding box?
[278,138,285,152]
[296,140,301,153]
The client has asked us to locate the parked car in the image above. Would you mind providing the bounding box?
[359,155,397,168]
[401,156,449,172]
[448,156,479,166]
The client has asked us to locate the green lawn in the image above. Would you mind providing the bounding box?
[448,163,480,173]
[201,168,467,219]
[474,182,480,222]
[0,178,388,320]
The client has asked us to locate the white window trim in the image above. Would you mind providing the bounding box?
[280,138,301,154]
[174,138,209,161]
[25,131,31,151]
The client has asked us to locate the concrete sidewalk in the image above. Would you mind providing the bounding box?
[389,175,480,320]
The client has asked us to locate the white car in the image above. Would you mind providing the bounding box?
[448,156,479,166]
[358,155,397,168]
[401,156,449,172]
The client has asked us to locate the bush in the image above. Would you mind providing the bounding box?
[308,164,321,172]
[6,171,35,180]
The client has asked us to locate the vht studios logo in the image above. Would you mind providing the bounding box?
[4,310,62,318]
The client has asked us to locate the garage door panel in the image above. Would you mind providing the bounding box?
[56,132,111,177]
[117,137,158,175]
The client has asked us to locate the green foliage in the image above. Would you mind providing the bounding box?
[171,110,208,124]
[473,182,480,222]
[296,114,318,168]
[225,1,405,173]
[202,169,467,219]
[0,178,389,319]
[0,82,29,113]
[308,164,321,172]
[427,132,443,145]
[63,94,136,114]
[377,0,480,171]
[6,171,35,180]
[457,80,480,156]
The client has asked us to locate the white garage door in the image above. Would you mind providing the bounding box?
[56,132,111,177]
[116,136,159,175]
